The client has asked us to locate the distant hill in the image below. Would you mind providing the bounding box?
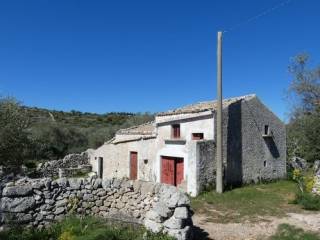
[22,106,154,160]
[23,106,146,128]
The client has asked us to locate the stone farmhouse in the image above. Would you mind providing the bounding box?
[89,94,286,196]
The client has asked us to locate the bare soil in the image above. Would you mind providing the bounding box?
[193,211,320,240]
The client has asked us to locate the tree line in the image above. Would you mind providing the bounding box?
[0,99,154,170]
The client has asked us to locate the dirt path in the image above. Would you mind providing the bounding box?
[193,212,320,240]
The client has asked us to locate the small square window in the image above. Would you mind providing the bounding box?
[263,161,267,167]
[192,133,204,140]
[264,125,270,135]
[172,124,180,139]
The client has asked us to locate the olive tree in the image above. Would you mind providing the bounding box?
[287,54,320,161]
[0,97,30,171]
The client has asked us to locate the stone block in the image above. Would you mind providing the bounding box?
[144,219,163,233]
[1,197,36,213]
[173,207,188,219]
[163,216,184,229]
[2,186,33,197]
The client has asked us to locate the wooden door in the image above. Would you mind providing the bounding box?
[161,156,175,185]
[130,152,138,180]
[176,158,184,185]
[98,157,103,179]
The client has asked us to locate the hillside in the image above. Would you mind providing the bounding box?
[22,106,154,160]
[24,106,150,128]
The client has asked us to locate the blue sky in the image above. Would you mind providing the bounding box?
[0,0,319,121]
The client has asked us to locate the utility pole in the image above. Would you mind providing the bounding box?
[216,31,223,193]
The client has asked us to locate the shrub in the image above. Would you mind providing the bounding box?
[59,230,76,240]
[305,176,316,193]
[293,192,320,210]
[270,223,320,240]
[24,160,37,169]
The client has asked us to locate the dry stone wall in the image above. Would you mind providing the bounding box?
[0,176,193,240]
[37,153,90,178]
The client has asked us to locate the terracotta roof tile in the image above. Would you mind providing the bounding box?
[116,121,155,135]
[157,94,256,116]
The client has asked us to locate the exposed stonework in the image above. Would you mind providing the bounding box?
[289,156,308,171]
[0,176,193,240]
[37,153,90,178]
[58,165,92,178]
[91,95,286,196]
[196,140,216,192]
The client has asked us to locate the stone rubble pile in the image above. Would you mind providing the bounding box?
[289,156,308,171]
[312,160,320,195]
[0,176,193,240]
[37,153,90,178]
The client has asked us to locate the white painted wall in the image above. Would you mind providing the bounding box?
[154,112,214,195]
[91,111,214,196]
[92,138,157,181]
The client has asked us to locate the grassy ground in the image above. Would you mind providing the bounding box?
[191,180,302,223]
[269,224,320,240]
[0,215,174,240]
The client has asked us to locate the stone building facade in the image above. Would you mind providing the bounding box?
[90,94,286,196]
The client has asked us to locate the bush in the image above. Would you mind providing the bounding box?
[293,192,320,210]
[24,160,37,169]
[270,223,320,240]
[0,97,30,170]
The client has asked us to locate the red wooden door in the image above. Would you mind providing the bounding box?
[161,157,175,185]
[130,152,138,180]
[161,156,184,186]
[176,158,184,185]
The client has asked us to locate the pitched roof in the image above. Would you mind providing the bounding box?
[116,121,155,135]
[157,94,256,116]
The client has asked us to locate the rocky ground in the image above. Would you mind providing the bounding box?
[193,211,320,240]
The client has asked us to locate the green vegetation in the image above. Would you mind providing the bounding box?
[290,169,320,210]
[270,224,320,240]
[0,96,154,167]
[0,215,174,240]
[26,106,154,160]
[191,180,300,223]
[286,53,320,162]
[293,192,320,211]
[0,97,30,171]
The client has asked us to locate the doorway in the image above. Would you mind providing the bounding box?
[130,152,138,180]
[161,156,184,186]
[98,157,103,179]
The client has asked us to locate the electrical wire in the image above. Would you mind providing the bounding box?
[223,0,294,33]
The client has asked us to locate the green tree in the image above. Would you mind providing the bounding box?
[29,123,88,160]
[0,97,30,171]
[288,53,320,115]
[287,54,320,161]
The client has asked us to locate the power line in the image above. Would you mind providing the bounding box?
[223,0,294,33]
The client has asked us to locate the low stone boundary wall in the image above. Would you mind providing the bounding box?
[58,164,92,178]
[37,153,89,178]
[0,177,193,240]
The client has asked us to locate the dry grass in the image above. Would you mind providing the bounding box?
[191,180,302,223]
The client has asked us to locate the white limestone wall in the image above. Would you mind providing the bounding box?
[155,113,214,143]
[91,111,215,196]
[92,138,157,181]
[154,112,214,196]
